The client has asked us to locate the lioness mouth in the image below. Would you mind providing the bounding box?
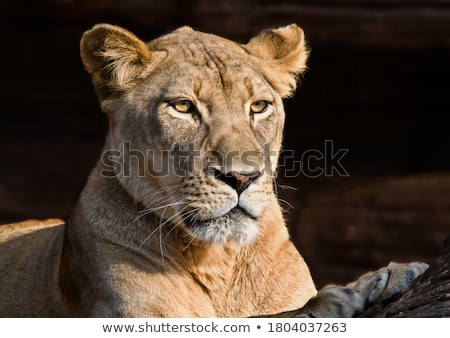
[181,206,259,244]
[182,206,256,229]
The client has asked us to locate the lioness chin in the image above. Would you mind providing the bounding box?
[0,24,427,318]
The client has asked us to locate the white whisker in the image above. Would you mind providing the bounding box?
[182,232,198,251]
[278,198,294,211]
[138,201,195,249]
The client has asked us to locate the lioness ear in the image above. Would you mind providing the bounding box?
[244,24,309,98]
[80,24,163,99]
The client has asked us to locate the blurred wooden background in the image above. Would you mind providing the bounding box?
[1,0,449,288]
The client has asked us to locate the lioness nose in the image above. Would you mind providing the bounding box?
[214,170,261,195]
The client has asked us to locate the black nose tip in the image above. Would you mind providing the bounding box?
[214,169,261,194]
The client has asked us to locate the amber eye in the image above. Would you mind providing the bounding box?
[250,100,269,114]
[173,100,193,113]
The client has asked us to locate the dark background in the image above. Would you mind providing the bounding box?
[1,0,449,287]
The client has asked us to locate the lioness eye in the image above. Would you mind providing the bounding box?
[173,100,193,113]
[250,100,269,114]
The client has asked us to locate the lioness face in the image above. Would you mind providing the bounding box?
[81,24,308,245]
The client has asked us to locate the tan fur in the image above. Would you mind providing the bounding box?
[0,219,70,317]
[0,24,317,317]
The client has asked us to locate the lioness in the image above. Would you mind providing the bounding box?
[0,24,427,317]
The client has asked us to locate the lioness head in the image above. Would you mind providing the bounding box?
[80,24,308,245]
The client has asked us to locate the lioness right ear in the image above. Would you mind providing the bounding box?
[80,24,164,100]
[244,24,309,98]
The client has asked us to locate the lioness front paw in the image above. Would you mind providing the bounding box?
[288,261,428,318]
[362,261,429,308]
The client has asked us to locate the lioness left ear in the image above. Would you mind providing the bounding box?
[244,24,309,98]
